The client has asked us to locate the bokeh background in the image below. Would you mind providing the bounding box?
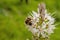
[0,0,60,40]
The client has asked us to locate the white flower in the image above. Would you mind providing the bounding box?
[25,4,55,39]
[32,11,40,23]
[42,22,46,29]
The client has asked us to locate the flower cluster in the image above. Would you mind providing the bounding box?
[25,3,55,40]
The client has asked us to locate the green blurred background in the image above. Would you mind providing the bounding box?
[0,0,60,40]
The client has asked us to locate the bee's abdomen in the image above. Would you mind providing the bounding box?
[25,18,32,26]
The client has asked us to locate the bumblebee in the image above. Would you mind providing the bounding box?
[25,17,32,26]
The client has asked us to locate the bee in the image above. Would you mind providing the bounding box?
[25,17,32,26]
